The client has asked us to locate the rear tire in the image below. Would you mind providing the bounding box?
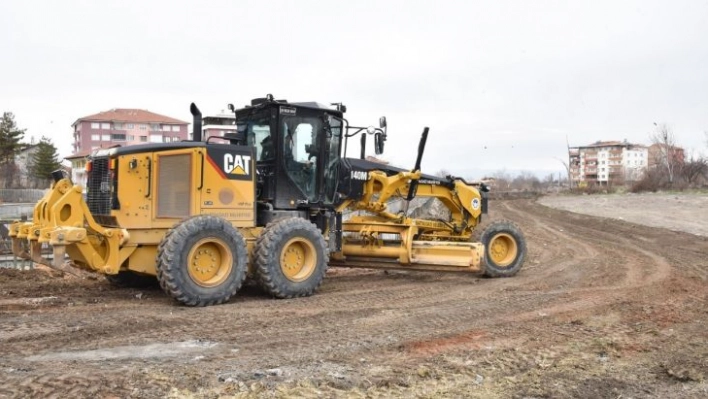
[254,218,328,298]
[474,220,526,277]
[156,215,247,306]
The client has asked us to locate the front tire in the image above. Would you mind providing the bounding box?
[475,220,526,277]
[254,218,328,298]
[156,215,247,306]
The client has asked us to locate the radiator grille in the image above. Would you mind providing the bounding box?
[157,154,191,217]
[86,157,112,216]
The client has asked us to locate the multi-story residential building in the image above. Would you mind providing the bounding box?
[648,143,685,169]
[71,108,188,154]
[569,141,648,186]
[65,144,124,188]
[198,111,238,142]
[14,144,38,188]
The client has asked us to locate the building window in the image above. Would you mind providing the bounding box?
[151,123,160,131]
[140,136,148,142]
[127,135,135,141]
[91,134,100,141]
[172,125,180,132]
[101,123,110,130]
[112,134,126,141]
[139,124,147,130]
[150,135,162,143]
[114,123,124,130]
[102,134,110,141]
[127,124,134,129]
[162,125,171,132]
[91,122,100,129]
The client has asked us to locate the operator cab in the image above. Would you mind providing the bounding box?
[232,96,345,211]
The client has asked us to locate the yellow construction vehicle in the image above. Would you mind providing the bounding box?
[10,95,526,306]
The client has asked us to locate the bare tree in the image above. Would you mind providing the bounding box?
[555,157,570,185]
[491,170,512,191]
[650,123,679,186]
[435,169,451,178]
[680,155,708,186]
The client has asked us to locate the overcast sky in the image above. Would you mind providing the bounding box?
[1,0,707,178]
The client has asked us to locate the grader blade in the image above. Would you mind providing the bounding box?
[336,240,483,272]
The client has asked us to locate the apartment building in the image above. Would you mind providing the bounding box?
[200,111,238,142]
[648,143,685,168]
[71,108,188,154]
[569,141,648,186]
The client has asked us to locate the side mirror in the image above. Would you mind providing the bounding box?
[379,116,387,129]
[374,132,385,155]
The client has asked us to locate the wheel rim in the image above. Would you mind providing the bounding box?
[488,233,518,267]
[187,238,233,287]
[280,237,317,282]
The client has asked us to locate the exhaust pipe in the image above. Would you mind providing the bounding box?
[190,103,202,142]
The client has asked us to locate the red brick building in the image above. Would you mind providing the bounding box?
[648,143,685,168]
[71,109,188,154]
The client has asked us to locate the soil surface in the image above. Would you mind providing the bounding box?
[538,192,708,237]
[1,196,707,398]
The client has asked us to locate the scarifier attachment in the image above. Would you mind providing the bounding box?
[9,178,131,276]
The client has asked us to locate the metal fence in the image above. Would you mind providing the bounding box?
[0,204,36,220]
[0,218,36,270]
[0,189,46,204]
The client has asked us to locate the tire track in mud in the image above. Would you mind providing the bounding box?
[0,198,705,398]
[487,201,675,321]
[500,200,672,289]
[389,199,682,358]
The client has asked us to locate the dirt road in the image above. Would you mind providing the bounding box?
[1,198,707,398]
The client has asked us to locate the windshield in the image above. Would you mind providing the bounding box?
[240,113,272,161]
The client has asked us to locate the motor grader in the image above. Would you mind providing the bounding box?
[10,95,526,306]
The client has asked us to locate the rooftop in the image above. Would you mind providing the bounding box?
[73,108,187,126]
[65,144,121,160]
[571,140,647,149]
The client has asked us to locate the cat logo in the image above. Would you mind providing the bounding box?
[223,153,251,176]
[207,147,255,181]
